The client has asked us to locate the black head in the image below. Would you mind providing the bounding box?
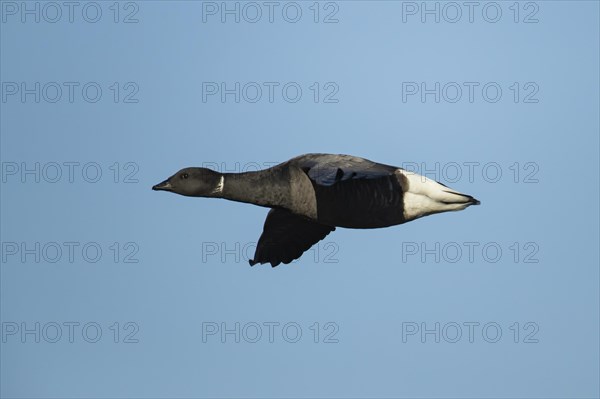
[152,167,223,197]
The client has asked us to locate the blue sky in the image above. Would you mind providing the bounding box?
[1,1,599,398]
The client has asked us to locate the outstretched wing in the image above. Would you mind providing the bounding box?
[250,208,335,267]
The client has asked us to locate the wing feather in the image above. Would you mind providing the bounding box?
[292,154,398,186]
[249,209,335,267]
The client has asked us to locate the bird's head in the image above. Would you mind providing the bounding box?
[152,167,224,197]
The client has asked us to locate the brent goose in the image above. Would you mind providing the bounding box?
[152,153,480,266]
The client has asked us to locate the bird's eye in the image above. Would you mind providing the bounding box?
[181,173,189,179]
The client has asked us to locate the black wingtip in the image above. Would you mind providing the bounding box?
[248,259,280,267]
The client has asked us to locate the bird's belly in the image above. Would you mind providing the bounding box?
[317,204,405,228]
[314,190,406,228]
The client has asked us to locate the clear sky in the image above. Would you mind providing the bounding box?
[1,1,599,398]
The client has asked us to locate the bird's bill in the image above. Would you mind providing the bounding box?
[152,179,172,191]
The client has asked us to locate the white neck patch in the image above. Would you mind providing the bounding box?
[213,175,225,194]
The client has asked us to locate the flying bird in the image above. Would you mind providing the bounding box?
[152,153,480,266]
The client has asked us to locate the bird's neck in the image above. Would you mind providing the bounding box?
[219,169,290,209]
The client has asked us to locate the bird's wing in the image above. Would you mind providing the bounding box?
[293,154,398,186]
[249,208,335,267]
